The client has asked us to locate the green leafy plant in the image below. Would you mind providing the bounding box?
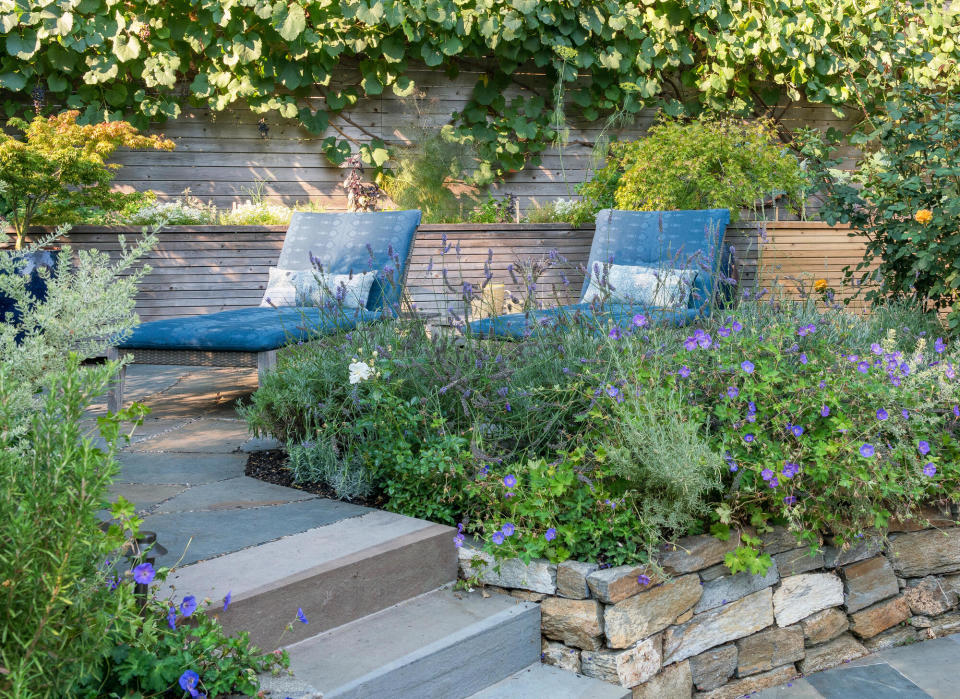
[379,124,476,223]
[796,85,960,329]
[0,111,173,249]
[469,193,517,223]
[5,1,957,183]
[580,117,807,220]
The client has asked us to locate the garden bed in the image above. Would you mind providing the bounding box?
[459,516,960,697]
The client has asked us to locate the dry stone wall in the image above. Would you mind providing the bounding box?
[458,516,960,697]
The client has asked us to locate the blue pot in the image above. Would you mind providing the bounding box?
[0,248,60,331]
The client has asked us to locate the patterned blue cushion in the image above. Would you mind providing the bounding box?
[469,303,700,339]
[277,210,422,311]
[120,306,378,352]
[120,210,421,352]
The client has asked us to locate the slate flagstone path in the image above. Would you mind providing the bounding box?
[87,365,371,568]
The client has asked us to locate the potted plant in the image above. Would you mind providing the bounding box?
[0,111,173,324]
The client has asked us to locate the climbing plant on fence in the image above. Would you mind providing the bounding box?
[1,0,958,181]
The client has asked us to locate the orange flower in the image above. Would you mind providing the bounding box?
[814,279,828,292]
[915,209,933,224]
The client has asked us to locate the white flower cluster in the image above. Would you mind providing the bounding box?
[348,360,374,384]
[219,201,295,226]
[125,200,217,225]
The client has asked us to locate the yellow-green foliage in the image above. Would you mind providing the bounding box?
[581,118,807,220]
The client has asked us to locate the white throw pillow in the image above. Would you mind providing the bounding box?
[260,267,376,309]
[581,264,697,308]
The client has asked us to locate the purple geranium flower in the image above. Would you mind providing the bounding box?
[180,595,197,617]
[741,360,755,374]
[799,353,808,365]
[609,326,622,340]
[857,361,870,373]
[179,670,201,698]
[935,337,946,353]
[871,343,883,355]
[732,321,743,332]
[783,495,798,505]
[744,433,755,443]
[167,605,177,630]
[923,463,937,477]
[297,607,309,624]
[223,591,231,612]
[859,443,875,458]
[632,314,648,328]
[718,326,731,337]
[544,527,557,542]
[782,462,800,478]
[918,441,931,455]
[637,574,651,586]
[876,408,888,421]
[492,531,505,545]
[678,365,691,378]
[821,405,830,417]
[503,474,517,488]
[761,468,775,481]
[501,522,515,537]
[132,562,155,585]
[791,424,804,437]
[727,386,739,399]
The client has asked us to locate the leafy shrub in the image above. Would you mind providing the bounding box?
[219,200,295,225]
[0,111,173,249]
[379,124,476,223]
[797,85,960,330]
[0,227,156,421]
[469,193,518,223]
[522,198,591,224]
[288,438,374,501]
[579,117,807,221]
[0,359,147,696]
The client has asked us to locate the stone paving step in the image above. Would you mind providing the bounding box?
[268,588,540,699]
[468,662,632,699]
[162,510,457,650]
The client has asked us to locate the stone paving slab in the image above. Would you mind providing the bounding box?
[114,452,247,485]
[130,417,250,453]
[108,482,187,513]
[755,634,960,699]
[143,498,370,567]
[152,476,315,514]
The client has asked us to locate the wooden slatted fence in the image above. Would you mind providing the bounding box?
[15,220,871,324]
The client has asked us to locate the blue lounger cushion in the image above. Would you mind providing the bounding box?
[119,306,379,353]
[469,303,700,339]
[469,208,731,338]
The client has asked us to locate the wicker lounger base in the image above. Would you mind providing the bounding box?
[105,347,277,412]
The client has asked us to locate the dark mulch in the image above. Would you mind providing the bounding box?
[244,449,386,508]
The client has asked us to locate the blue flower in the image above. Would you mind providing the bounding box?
[797,324,816,337]
[902,409,910,419]
[223,591,231,612]
[678,365,691,378]
[918,441,931,455]
[179,670,201,698]
[132,562,155,585]
[871,343,883,355]
[761,468,775,481]
[935,337,946,353]
[923,463,937,477]
[732,321,743,332]
[503,474,517,488]
[727,386,739,399]
[744,433,755,443]
[492,531,505,545]
[180,595,197,617]
[782,462,800,478]
[876,408,888,421]
[791,424,804,437]
[783,495,798,505]
[544,528,557,542]
[167,605,177,630]
[502,522,515,537]
[637,574,651,586]
[609,326,622,340]
[607,385,620,399]
[632,314,648,328]
[747,402,756,414]
[859,443,875,458]
[821,405,830,417]
[799,353,808,365]
[297,607,309,624]
[741,360,755,374]
[857,361,870,374]
[718,326,731,337]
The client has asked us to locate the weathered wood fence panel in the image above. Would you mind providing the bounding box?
[108,66,860,215]
[20,220,869,324]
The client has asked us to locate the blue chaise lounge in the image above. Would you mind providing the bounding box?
[469,208,731,338]
[106,210,422,410]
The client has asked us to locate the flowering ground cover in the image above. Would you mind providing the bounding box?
[242,248,960,577]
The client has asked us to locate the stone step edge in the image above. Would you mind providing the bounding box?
[469,662,633,699]
[282,587,539,698]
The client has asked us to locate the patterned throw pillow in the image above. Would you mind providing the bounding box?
[581,264,697,308]
[259,267,377,309]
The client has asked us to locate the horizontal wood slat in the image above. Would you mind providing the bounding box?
[13,221,869,322]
